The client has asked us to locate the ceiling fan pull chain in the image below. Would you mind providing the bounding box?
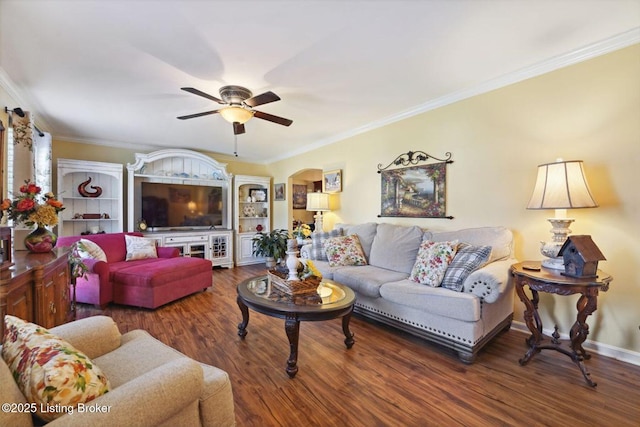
[234,134,238,157]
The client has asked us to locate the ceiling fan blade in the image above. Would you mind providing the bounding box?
[181,87,225,104]
[244,91,280,107]
[177,110,221,120]
[233,122,245,135]
[253,110,293,127]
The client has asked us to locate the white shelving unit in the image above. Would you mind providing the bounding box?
[234,175,271,266]
[57,159,123,236]
[127,149,234,268]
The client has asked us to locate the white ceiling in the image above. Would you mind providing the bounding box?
[1,0,638,163]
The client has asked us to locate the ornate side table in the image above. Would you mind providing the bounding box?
[510,261,612,387]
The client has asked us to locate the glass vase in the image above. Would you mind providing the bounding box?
[24,225,58,253]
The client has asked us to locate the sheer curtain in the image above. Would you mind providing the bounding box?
[5,110,52,231]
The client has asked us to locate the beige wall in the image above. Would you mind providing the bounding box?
[267,44,640,354]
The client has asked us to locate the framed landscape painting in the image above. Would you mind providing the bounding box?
[379,162,448,218]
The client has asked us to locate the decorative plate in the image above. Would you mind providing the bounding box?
[243,205,256,217]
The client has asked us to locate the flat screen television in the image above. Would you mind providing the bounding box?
[141,182,224,230]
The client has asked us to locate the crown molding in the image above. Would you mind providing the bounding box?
[267,27,640,163]
[0,66,55,131]
[0,66,28,109]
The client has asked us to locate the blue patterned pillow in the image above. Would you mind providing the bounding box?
[441,244,492,291]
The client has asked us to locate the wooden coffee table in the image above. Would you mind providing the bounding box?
[237,275,356,378]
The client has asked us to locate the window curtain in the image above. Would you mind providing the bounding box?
[4,110,52,233]
[33,130,52,195]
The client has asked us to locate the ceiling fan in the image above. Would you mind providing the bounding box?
[177,85,293,135]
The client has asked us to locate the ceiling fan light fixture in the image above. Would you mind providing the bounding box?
[219,106,254,124]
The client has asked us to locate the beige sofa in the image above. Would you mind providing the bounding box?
[302,223,516,363]
[0,316,235,427]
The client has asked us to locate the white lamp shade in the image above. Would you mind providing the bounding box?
[527,160,598,210]
[306,192,330,212]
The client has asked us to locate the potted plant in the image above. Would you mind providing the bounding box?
[252,229,289,268]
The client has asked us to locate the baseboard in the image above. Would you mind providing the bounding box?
[511,321,640,367]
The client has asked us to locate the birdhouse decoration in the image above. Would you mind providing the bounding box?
[558,235,606,278]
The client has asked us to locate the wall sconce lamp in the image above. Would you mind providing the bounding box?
[526,159,598,269]
[306,192,330,232]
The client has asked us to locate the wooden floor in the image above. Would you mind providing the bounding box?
[77,265,640,427]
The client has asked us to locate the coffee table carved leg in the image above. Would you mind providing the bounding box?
[237,296,249,339]
[284,315,300,379]
[342,308,355,349]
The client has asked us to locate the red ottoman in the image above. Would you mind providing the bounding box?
[112,256,213,309]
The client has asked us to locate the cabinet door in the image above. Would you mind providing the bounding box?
[237,234,264,265]
[209,234,229,263]
[0,277,34,336]
[53,263,70,326]
[37,258,70,328]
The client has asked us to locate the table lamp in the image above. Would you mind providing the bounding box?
[526,159,598,269]
[306,192,330,232]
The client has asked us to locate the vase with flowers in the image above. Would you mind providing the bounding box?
[1,180,65,253]
[291,223,312,246]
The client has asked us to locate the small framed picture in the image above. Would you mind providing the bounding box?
[249,188,267,202]
[323,169,342,193]
[274,183,286,201]
[292,184,307,209]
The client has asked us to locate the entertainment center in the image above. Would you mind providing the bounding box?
[127,149,234,268]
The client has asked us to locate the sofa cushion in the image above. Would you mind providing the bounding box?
[380,279,482,322]
[113,256,212,288]
[323,234,368,267]
[441,244,492,292]
[125,234,158,261]
[369,223,424,274]
[0,359,31,427]
[1,316,111,422]
[94,329,188,387]
[430,227,513,263]
[409,240,458,287]
[335,222,378,260]
[333,265,408,298]
[77,238,108,261]
[309,228,343,261]
[307,259,338,280]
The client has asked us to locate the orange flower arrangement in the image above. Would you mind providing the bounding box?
[1,180,65,227]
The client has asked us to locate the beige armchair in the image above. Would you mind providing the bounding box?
[0,316,236,427]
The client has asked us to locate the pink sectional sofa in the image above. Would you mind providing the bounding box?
[57,232,213,309]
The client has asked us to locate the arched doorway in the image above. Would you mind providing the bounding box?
[288,168,322,231]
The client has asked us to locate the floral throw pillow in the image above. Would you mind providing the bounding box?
[125,234,158,261]
[410,240,458,287]
[1,315,111,422]
[323,234,368,267]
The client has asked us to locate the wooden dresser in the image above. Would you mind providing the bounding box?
[0,248,71,336]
